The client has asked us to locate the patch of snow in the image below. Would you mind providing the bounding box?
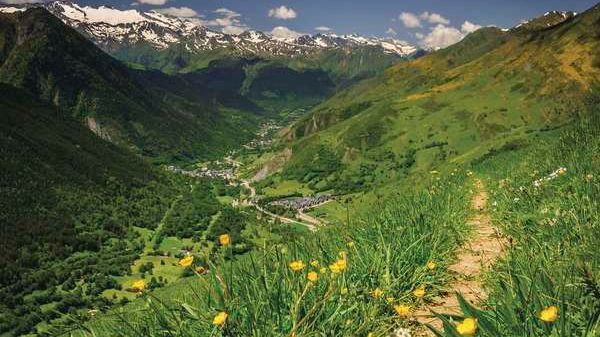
[0,7,26,14]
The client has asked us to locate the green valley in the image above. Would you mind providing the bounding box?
[1,1,600,337]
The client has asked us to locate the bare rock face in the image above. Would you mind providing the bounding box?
[85,116,112,142]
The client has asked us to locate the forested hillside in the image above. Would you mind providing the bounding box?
[0,83,180,335]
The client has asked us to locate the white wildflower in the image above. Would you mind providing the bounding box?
[390,328,412,337]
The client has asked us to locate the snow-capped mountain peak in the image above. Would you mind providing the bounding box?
[0,1,419,57]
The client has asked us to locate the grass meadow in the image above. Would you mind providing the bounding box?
[75,173,471,337]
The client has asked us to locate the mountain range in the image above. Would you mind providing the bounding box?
[0,1,420,76]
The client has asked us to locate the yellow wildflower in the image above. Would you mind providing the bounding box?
[386,297,395,304]
[427,261,436,270]
[307,271,318,282]
[195,266,206,274]
[331,251,348,271]
[218,234,231,246]
[178,255,193,267]
[319,267,328,274]
[289,260,305,272]
[310,259,320,267]
[394,304,411,317]
[132,280,145,292]
[456,317,477,336]
[413,285,425,299]
[370,288,384,299]
[367,333,374,337]
[539,306,559,323]
[212,311,228,326]
[340,287,348,295]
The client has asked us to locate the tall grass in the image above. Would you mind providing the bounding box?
[77,174,471,337]
[433,116,600,336]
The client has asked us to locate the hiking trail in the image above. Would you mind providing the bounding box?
[415,179,506,335]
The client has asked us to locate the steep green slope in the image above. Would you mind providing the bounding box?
[110,41,403,86]
[0,9,258,163]
[274,6,600,196]
[0,83,177,336]
[178,58,336,112]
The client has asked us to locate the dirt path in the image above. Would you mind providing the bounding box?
[415,179,505,334]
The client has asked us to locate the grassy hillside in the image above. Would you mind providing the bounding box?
[273,5,600,199]
[433,107,600,337]
[77,171,472,337]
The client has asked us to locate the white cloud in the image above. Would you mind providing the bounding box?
[315,26,332,32]
[136,0,168,5]
[399,12,421,28]
[420,11,450,25]
[155,6,197,18]
[461,20,482,33]
[386,27,397,36]
[0,0,43,3]
[415,32,424,39]
[202,8,249,35]
[419,24,463,50]
[268,6,297,20]
[270,26,304,40]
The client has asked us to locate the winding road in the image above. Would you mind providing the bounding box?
[240,180,325,231]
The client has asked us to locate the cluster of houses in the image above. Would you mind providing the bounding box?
[243,120,281,150]
[270,195,332,210]
[165,165,236,181]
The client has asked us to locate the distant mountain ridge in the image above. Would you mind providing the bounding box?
[0,1,418,58]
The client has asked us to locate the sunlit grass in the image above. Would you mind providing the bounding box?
[432,117,600,336]
[78,173,471,336]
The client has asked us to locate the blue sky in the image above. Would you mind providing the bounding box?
[40,0,600,46]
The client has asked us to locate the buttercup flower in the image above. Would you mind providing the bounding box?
[307,271,318,282]
[289,260,305,272]
[132,280,145,292]
[427,261,436,270]
[539,305,559,323]
[178,255,193,267]
[310,259,320,267]
[213,311,228,326]
[329,259,347,273]
[219,234,231,246]
[413,285,425,298]
[394,304,411,317]
[456,317,477,336]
